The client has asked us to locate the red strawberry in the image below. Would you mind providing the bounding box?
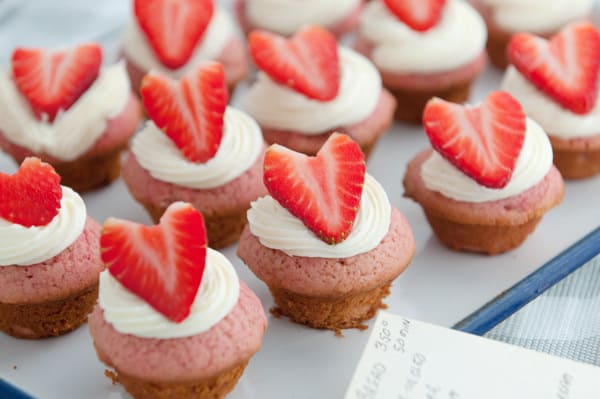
[264,133,365,244]
[12,44,102,122]
[249,26,340,101]
[101,202,207,323]
[0,157,62,227]
[383,0,447,32]
[507,21,600,114]
[134,0,214,69]
[423,91,526,189]
[140,62,227,163]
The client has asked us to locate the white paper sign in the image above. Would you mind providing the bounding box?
[345,311,600,399]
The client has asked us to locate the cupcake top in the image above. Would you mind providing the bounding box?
[245,26,381,134]
[420,91,553,203]
[0,44,130,161]
[502,21,600,139]
[479,0,593,33]
[98,202,240,339]
[0,158,86,266]
[122,0,235,76]
[359,0,486,73]
[131,62,263,189]
[247,133,392,258]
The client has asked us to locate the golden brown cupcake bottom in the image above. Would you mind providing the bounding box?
[549,135,600,179]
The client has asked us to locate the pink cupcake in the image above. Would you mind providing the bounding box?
[122,62,267,249]
[0,158,103,339]
[238,133,415,332]
[122,0,248,94]
[0,43,142,192]
[89,202,266,399]
[355,0,487,123]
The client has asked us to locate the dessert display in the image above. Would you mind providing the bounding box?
[122,0,248,94]
[89,202,267,399]
[122,62,267,249]
[238,133,415,332]
[503,21,600,179]
[245,25,396,158]
[235,0,364,37]
[355,0,487,123]
[404,91,565,254]
[0,158,103,339]
[471,0,594,68]
[0,43,142,192]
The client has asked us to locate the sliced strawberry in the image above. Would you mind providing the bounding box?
[101,202,207,323]
[135,0,214,69]
[423,91,526,189]
[264,133,365,244]
[0,157,62,227]
[12,44,102,122]
[140,62,227,163]
[249,26,340,101]
[507,21,600,114]
[383,0,447,32]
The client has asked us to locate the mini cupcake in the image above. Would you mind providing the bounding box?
[235,0,363,37]
[0,43,142,192]
[89,202,266,399]
[238,133,415,332]
[471,0,594,68]
[122,62,267,249]
[355,0,487,123]
[503,21,600,179]
[122,0,248,94]
[245,25,396,158]
[403,91,565,255]
[0,158,102,339]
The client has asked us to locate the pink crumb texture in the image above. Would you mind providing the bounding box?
[0,217,103,304]
[237,208,416,297]
[88,282,267,382]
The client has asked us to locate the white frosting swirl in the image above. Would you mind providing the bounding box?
[245,0,360,35]
[0,187,87,266]
[502,67,600,139]
[98,248,240,339]
[122,6,234,77]
[247,174,391,258]
[0,62,130,161]
[132,107,263,189]
[480,0,593,33]
[245,47,381,134]
[421,117,553,203]
[359,0,486,73]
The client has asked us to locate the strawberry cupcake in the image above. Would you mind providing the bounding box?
[245,26,396,159]
[0,158,103,339]
[471,0,594,68]
[403,92,565,255]
[89,202,267,399]
[122,62,267,249]
[355,0,487,123]
[238,134,415,332]
[235,0,364,37]
[502,21,600,179]
[122,0,248,95]
[0,43,142,192]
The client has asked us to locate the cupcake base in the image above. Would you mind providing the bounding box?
[549,134,600,180]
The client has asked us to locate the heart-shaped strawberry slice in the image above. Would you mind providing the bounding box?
[383,0,447,32]
[135,0,214,69]
[12,44,102,122]
[249,25,340,101]
[264,133,365,244]
[141,62,227,163]
[507,21,600,114]
[423,91,526,189]
[0,157,62,227]
[101,202,207,323]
